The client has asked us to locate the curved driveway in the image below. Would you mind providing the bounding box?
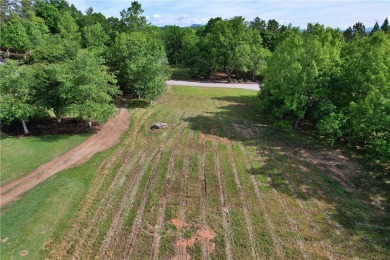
[166,80,260,91]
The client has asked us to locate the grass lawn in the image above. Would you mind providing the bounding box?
[0,149,110,259]
[0,132,90,186]
[1,86,389,259]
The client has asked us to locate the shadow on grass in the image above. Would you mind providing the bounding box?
[170,67,197,81]
[184,94,390,256]
[0,131,11,140]
[128,99,151,108]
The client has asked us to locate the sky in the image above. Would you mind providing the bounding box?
[67,0,390,29]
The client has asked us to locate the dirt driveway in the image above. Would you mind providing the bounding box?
[0,106,130,207]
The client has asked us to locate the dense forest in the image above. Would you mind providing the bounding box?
[0,0,389,163]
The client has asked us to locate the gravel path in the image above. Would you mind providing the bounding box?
[166,80,260,91]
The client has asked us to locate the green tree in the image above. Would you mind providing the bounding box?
[67,50,120,125]
[162,25,185,66]
[107,31,170,100]
[0,16,32,51]
[0,60,40,133]
[370,21,380,36]
[317,111,344,147]
[249,17,266,33]
[260,31,307,128]
[58,11,81,60]
[210,17,248,80]
[82,22,109,48]
[340,32,390,161]
[343,26,354,42]
[180,29,211,77]
[352,22,366,37]
[381,17,389,33]
[23,11,50,46]
[30,34,66,63]
[77,7,109,38]
[120,1,147,32]
[260,24,343,129]
[248,28,271,80]
[35,50,120,124]
[105,16,122,41]
[197,17,222,37]
[263,19,280,51]
[33,62,73,122]
[35,0,61,33]
[208,16,267,81]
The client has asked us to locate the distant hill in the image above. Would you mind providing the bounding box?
[183,24,204,29]
[160,24,204,29]
[365,27,373,33]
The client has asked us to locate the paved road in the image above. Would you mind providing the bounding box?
[166,80,260,91]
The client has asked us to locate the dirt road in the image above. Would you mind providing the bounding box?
[0,106,130,207]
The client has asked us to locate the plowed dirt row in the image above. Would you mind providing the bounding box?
[152,125,191,259]
[213,142,234,260]
[239,143,285,258]
[226,142,258,259]
[52,109,152,258]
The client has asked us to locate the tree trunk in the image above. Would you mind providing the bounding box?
[294,120,299,130]
[21,120,29,134]
[331,138,335,148]
[55,114,62,123]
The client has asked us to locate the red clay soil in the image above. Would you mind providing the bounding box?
[171,219,216,260]
[0,106,130,207]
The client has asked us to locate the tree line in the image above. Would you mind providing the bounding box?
[1,0,389,163]
[160,17,389,162]
[0,0,170,133]
[260,22,389,163]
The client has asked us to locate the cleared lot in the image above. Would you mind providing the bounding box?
[1,86,388,259]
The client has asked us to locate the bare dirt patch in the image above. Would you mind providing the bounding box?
[299,149,362,192]
[0,105,130,207]
[171,218,189,229]
[171,219,216,259]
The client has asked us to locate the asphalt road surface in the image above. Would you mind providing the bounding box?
[166,80,260,91]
